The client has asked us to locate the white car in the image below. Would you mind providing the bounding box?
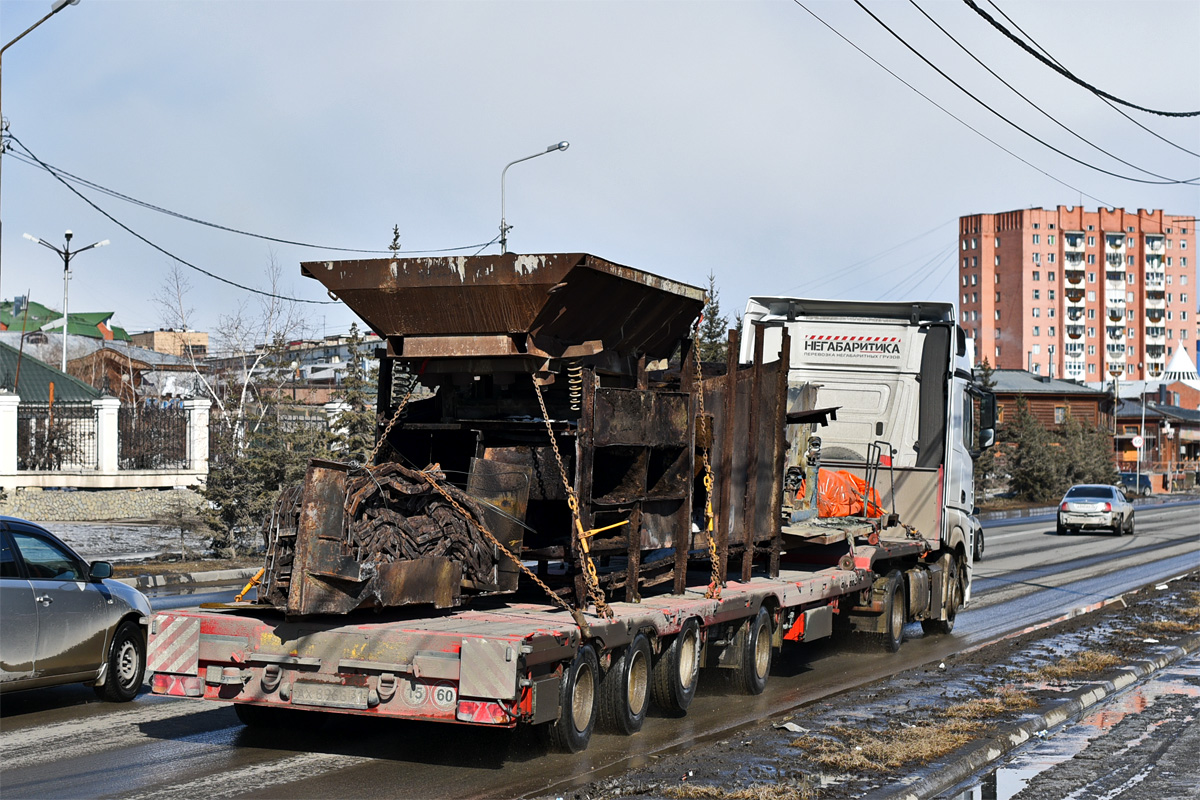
[0,517,152,701]
[1056,485,1135,536]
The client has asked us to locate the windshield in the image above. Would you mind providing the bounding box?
[1065,486,1113,500]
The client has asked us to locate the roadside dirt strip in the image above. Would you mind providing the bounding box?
[572,572,1200,800]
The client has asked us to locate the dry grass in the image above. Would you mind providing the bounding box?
[660,783,815,800]
[112,556,261,579]
[1015,649,1122,682]
[787,685,1036,773]
[1138,619,1200,636]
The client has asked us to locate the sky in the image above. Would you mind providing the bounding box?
[1,0,1197,346]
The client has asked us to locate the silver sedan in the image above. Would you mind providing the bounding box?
[0,517,152,701]
[1056,484,1135,536]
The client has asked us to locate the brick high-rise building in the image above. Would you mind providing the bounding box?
[958,207,1195,382]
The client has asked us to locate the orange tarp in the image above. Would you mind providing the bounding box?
[798,468,885,518]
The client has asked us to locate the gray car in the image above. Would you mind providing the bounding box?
[1056,484,1135,536]
[0,517,151,701]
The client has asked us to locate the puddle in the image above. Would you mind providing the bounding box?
[943,654,1200,799]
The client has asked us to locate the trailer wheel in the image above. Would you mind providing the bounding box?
[921,553,963,636]
[652,618,701,715]
[598,633,652,735]
[732,606,773,695]
[544,644,599,753]
[878,570,905,652]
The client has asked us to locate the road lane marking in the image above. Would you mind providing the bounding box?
[119,750,372,800]
[0,698,224,770]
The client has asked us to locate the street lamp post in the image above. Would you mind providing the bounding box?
[1,0,82,285]
[499,141,568,255]
[23,229,108,372]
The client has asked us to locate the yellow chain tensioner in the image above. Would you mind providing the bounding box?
[532,373,614,619]
[693,316,723,600]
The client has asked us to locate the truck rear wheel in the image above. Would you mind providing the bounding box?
[652,618,701,715]
[544,644,599,753]
[598,633,652,735]
[921,552,963,636]
[731,606,772,695]
[878,570,905,652]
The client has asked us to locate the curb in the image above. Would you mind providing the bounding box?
[876,631,1200,800]
[115,567,259,589]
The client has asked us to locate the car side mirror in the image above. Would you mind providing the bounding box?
[89,561,113,580]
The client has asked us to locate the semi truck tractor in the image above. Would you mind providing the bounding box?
[147,253,994,752]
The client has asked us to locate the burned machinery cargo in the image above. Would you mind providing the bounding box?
[255,253,792,616]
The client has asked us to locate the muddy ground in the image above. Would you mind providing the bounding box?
[560,572,1200,800]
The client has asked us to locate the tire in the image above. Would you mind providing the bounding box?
[94,620,145,702]
[731,606,773,695]
[973,529,984,562]
[1056,522,1066,536]
[1112,520,1122,536]
[1126,514,1135,535]
[922,553,964,637]
[651,618,702,715]
[598,634,652,735]
[878,570,905,651]
[544,644,599,753]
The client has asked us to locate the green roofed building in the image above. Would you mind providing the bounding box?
[0,298,131,342]
[0,341,101,403]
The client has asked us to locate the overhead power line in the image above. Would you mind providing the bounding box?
[851,0,1198,185]
[789,2,1187,232]
[8,133,339,305]
[4,145,495,255]
[909,0,1194,184]
[963,0,1200,118]
[985,0,1200,159]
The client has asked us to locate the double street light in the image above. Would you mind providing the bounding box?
[23,229,108,372]
[499,141,568,255]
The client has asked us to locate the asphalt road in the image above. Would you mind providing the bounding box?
[2,503,1196,800]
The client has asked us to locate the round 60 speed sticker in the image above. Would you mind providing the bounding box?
[431,681,457,711]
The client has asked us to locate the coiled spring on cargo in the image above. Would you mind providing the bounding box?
[567,361,584,412]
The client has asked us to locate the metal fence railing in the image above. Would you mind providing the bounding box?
[118,402,188,470]
[17,403,98,471]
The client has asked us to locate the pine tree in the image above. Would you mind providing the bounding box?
[698,271,730,362]
[1006,396,1065,502]
[388,225,402,256]
[973,359,997,499]
[331,322,378,464]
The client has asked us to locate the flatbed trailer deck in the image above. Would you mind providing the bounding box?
[149,536,931,747]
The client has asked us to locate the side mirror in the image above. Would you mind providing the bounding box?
[89,561,113,580]
[979,428,995,450]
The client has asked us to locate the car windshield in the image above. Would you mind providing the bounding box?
[1065,486,1113,500]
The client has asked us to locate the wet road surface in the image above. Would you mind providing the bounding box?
[2,503,1196,799]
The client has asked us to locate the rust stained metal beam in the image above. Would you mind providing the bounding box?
[742,324,766,582]
[717,328,739,586]
[769,328,790,578]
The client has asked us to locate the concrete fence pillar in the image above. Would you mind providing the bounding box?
[182,398,211,473]
[92,397,121,472]
[0,393,20,478]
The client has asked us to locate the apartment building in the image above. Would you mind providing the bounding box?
[958,207,1195,382]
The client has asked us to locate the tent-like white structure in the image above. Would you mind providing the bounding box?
[1161,345,1200,390]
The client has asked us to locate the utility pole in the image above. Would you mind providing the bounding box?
[23,229,108,372]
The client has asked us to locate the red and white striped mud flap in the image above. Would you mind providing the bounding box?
[148,615,201,675]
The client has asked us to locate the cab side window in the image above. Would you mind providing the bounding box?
[11,532,84,581]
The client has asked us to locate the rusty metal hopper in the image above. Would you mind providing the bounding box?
[301,253,704,365]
